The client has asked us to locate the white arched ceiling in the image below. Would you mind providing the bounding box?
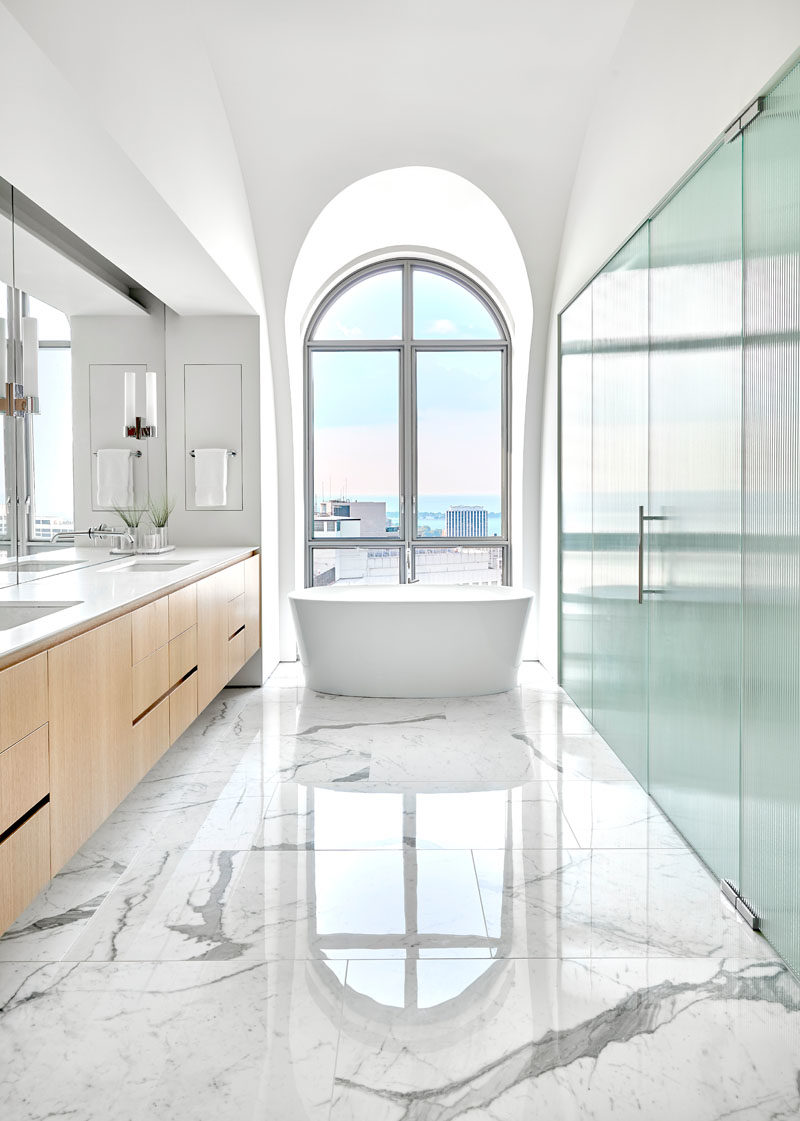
[284,166,533,647]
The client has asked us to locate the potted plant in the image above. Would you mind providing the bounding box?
[113,504,147,550]
[146,494,176,551]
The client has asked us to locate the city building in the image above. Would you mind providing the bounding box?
[445,504,488,537]
[317,499,387,537]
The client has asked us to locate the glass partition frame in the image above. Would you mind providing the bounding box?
[304,261,510,586]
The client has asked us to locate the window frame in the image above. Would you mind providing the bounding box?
[21,291,73,545]
[304,259,511,586]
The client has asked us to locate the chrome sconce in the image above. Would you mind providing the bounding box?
[0,316,40,418]
[124,369,158,439]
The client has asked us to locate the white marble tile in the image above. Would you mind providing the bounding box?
[473,847,774,960]
[517,697,596,735]
[62,848,492,963]
[0,958,343,1121]
[368,723,536,784]
[4,664,796,1119]
[0,853,127,962]
[557,779,689,849]
[527,732,635,781]
[329,956,800,1120]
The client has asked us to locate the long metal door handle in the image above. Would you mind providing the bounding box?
[637,504,644,605]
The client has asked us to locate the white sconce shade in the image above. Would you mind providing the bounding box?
[145,370,157,431]
[22,317,38,397]
[124,370,136,430]
[0,318,6,382]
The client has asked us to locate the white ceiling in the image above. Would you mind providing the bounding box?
[0,0,636,327]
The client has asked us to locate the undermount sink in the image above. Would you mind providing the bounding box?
[0,601,82,630]
[98,560,197,573]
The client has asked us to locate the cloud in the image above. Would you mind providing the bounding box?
[334,321,364,339]
[427,318,458,336]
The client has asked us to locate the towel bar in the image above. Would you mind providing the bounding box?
[189,449,237,457]
[93,449,142,458]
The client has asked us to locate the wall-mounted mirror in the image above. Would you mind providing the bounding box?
[0,179,166,585]
[0,180,18,587]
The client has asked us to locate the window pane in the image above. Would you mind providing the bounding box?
[312,269,402,340]
[415,350,502,538]
[311,350,400,538]
[413,269,500,339]
[311,547,401,586]
[27,296,70,342]
[31,348,74,539]
[413,546,504,586]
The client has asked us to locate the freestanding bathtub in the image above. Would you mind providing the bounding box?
[289,584,533,697]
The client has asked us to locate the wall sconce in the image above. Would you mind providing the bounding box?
[124,369,158,439]
[0,316,40,419]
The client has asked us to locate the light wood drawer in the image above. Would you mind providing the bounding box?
[169,584,197,640]
[169,626,197,687]
[0,803,51,938]
[132,645,169,719]
[225,561,245,602]
[243,553,261,662]
[228,594,245,639]
[170,673,198,744]
[0,653,48,753]
[131,597,169,664]
[0,725,49,836]
[228,629,246,680]
[132,696,170,780]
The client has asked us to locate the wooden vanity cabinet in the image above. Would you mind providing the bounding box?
[48,614,133,872]
[0,652,52,934]
[243,554,261,662]
[197,568,231,711]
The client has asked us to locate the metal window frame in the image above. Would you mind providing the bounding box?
[304,258,511,587]
[20,290,73,546]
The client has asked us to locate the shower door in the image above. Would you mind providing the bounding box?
[741,63,800,967]
[590,228,649,784]
[647,138,743,883]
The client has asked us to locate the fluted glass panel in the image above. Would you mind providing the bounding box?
[647,139,742,881]
[741,63,800,971]
[591,228,649,784]
[560,287,593,716]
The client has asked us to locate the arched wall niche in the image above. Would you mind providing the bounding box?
[281,167,534,655]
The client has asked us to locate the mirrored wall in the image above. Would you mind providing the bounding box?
[0,177,166,587]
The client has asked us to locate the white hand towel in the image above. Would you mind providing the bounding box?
[194,448,228,507]
[96,449,133,507]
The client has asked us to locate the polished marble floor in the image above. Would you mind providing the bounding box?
[1,662,799,1119]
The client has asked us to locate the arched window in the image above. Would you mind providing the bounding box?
[305,260,509,586]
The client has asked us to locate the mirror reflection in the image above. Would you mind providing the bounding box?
[0,182,166,585]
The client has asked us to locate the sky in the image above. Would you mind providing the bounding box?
[312,267,503,501]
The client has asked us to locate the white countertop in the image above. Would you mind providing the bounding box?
[0,545,257,667]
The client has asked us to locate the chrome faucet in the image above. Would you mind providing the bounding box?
[50,524,135,555]
[89,527,135,555]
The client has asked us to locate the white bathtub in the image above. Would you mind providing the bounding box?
[289,584,533,698]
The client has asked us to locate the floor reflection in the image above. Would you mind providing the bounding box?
[1,662,799,1120]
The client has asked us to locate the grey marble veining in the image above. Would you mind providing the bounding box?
[1,658,798,1120]
[330,957,800,1120]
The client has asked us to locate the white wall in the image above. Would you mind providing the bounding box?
[164,312,269,682]
[282,168,533,659]
[538,7,800,674]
